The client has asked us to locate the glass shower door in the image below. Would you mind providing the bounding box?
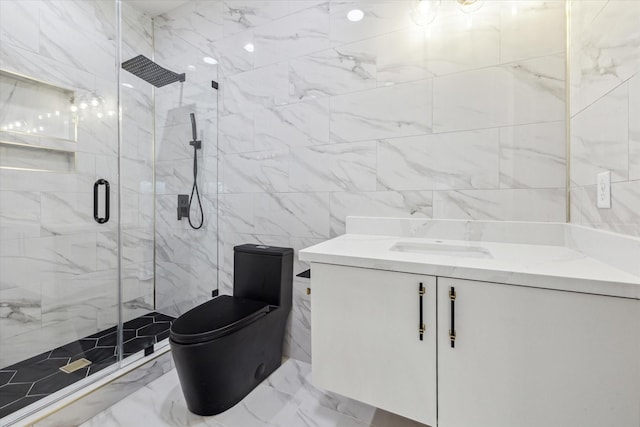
[0,0,121,419]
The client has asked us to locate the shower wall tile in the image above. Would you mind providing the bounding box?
[253,3,330,68]
[499,121,566,189]
[0,1,40,53]
[255,99,330,150]
[223,1,291,37]
[0,284,42,340]
[0,191,41,240]
[290,141,377,192]
[288,38,378,100]
[433,54,565,132]
[220,112,255,154]
[376,129,500,191]
[224,62,289,114]
[330,79,433,142]
[213,29,256,76]
[154,1,224,55]
[219,193,255,234]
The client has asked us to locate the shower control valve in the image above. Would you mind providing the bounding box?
[177,194,189,220]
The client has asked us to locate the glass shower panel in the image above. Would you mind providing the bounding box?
[151,8,220,320]
[0,0,120,419]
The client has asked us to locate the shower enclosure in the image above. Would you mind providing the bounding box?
[0,0,219,422]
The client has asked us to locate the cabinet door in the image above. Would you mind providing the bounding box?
[438,277,640,427]
[311,263,437,426]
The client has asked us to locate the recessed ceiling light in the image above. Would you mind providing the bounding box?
[203,56,218,64]
[121,83,134,89]
[243,43,255,53]
[347,9,364,22]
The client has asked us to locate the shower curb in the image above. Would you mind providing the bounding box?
[5,346,173,427]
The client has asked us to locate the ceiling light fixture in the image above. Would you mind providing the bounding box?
[347,9,364,22]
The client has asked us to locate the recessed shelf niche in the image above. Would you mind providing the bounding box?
[0,141,75,173]
[0,69,77,142]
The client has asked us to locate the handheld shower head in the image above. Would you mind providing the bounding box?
[190,113,198,142]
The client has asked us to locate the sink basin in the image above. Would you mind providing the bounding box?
[390,241,492,259]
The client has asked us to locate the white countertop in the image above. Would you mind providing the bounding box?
[299,230,640,300]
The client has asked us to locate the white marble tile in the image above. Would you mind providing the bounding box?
[0,234,97,289]
[219,193,255,234]
[329,1,413,47]
[40,191,103,236]
[572,180,640,237]
[0,283,42,340]
[155,1,224,55]
[223,0,291,37]
[629,73,640,181]
[255,99,330,150]
[500,1,565,63]
[433,54,565,132]
[415,1,501,77]
[499,121,566,189]
[254,192,330,238]
[330,79,432,143]
[41,269,117,326]
[224,63,289,114]
[212,28,255,76]
[375,28,433,86]
[219,112,255,154]
[222,149,289,193]
[38,0,116,81]
[377,129,499,191]
[155,261,211,318]
[290,141,377,192]
[329,191,433,237]
[571,82,629,186]
[433,188,567,222]
[289,38,377,100]
[0,0,40,53]
[570,0,640,114]
[253,3,330,68]
[0,190,41,240]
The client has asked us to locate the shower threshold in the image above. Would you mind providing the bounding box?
[0,311,175,419]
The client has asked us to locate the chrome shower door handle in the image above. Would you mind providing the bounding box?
[93,179,110,224]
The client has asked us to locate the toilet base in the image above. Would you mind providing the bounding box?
[170,308,285,416]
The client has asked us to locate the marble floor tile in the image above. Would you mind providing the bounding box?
[80,359,427,427]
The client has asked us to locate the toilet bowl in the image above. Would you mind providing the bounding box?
[170,244,293,416]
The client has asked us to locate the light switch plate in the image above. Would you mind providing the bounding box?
[596,171,611,209]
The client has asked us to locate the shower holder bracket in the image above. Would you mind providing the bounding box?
[190,140,202,150]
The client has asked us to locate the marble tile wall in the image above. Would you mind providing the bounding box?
[158,0,567,364]
[569,0,640,237]
[0,0,155,368]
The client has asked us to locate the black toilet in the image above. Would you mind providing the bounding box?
[170,244,293,416]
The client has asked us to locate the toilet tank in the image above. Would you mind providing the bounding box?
[233,245,293,311]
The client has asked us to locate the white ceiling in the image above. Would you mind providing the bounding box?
[124,0,191,17]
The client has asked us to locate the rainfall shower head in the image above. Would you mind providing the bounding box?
[121,55,185,88]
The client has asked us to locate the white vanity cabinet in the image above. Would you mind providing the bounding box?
[311,263,437,426]
[437,277,640,427]
[311,263,640,427]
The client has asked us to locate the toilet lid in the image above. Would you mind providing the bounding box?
[170,295,270,344]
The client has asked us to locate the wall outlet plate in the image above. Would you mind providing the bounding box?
[596,171,611,209]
